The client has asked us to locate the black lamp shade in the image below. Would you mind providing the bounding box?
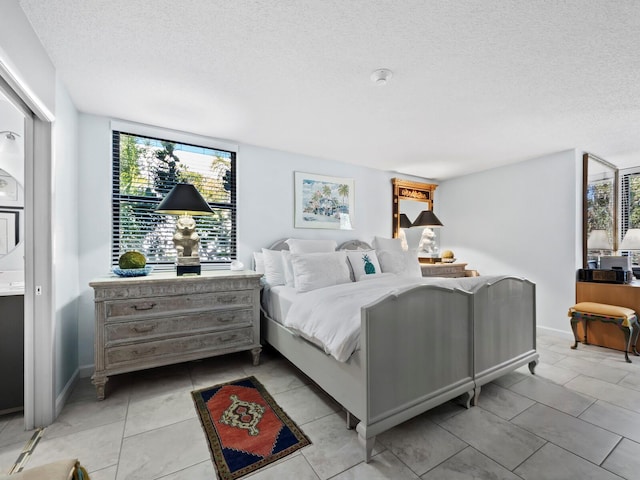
[412,210,443,227]
[399,213,412,229]
[155,183,214,215]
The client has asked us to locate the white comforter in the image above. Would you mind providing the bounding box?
[283,274,505,362]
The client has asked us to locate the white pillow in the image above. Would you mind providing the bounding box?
[281,250,295,287]
[261,248,286,286]
[377,250,422,278]
[253,252,265,274]
[345,250,382,280]
[372,236,404,252]
[285,238,337,254]
[290,251,351,292]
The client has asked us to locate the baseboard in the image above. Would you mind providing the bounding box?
[55,369,79,418]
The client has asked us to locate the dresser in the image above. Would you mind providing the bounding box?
[90,270,262,399]
[421,263,469,278]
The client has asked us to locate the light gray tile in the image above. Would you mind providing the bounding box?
[333,450,419,480]
[189,355,249,391]
[116,418,210,480]
[555,356,629,383]
[272,384,340,426]
[0,441,23,475]
[0,415,34,449]
[87,465,117,480]
[536,347,567,365]
[514,442,622,480]
[26,420,124,474]
[242,357,310,395]
[301,413,382,480]
[420,446,521,480]
[525,362,580,385]
[474,383,535,420]
[246,454,319,480]
[44,392,129,439]
[125,363,194,402]
[579,400,640,444]
[547,343,609,361]
[124,388,197,437]
[511,403,620,464]
[492,370,529,389]
[422,400,467,425]
[602,438,640,480]
[618,370,640,392]
[378,412,466,476]
[508,376,595,416]
[159,460,217,479]
[565,375,640,413]
[439,407,545,470]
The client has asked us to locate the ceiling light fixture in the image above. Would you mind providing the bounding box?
[371,68,393,86]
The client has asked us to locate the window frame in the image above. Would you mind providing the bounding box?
[110,121,238,270]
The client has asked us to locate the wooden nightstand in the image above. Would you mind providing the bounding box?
[421,263,469,278]
[89,270,262,399]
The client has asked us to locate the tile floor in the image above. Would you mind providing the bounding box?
[2,334,640,479]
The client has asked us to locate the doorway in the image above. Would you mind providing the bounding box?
[0,72,55,430]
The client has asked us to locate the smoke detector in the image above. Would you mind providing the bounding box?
[371,68,393,86]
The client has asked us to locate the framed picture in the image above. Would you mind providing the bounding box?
[294,172,354,229]
[0,210,19,255]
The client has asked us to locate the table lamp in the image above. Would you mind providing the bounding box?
[155,183,214,276]
[587,229,613,250]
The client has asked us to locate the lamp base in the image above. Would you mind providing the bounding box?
[177,264,201,276]
[176,256,201,276]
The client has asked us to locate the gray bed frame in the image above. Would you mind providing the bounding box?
[260,240,538,462]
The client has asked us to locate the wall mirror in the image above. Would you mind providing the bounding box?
[392,178,439,257]
[583,153,618,269]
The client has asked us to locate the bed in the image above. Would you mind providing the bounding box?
[259,239,538,462]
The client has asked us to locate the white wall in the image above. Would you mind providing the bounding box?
[437,149,582,337]
[76,114,430,368]
[53,77,80,397]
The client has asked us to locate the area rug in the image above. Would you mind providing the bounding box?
[192,376,311,480]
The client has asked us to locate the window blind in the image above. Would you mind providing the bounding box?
[111,131,236,268]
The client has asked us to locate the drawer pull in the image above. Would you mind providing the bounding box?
[131,324,156,333]
[132,303,156,311]
[219,333,238,343]
[218,296,237,305]
[219,316,236,323]
[132,347,157,357]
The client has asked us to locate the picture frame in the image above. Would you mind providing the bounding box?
[294,172,355,230]
[0,209,19,255]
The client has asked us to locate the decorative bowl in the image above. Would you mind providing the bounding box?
[442,258,456,263]
[112,266,154,277]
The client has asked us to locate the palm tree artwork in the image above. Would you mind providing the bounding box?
[299,174,353,227]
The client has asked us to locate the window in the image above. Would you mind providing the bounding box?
[112,130,236,268]
[621,167,640,263]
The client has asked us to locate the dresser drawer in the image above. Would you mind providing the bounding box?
[104,308,253,345]
[105,326,254,367]
[105,290,254,320]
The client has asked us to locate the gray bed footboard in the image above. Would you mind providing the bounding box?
[472,277,539,404]
[358,284,476,461]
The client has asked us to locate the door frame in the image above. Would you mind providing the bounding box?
[0,66,55,429]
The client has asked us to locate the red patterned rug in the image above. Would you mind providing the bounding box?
[192,376,311,480]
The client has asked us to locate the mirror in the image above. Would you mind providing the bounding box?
[392,178,439,257]
[0,169,24,258]
[583,153,618,269]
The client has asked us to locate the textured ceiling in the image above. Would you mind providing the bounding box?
[17,0,640,180]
